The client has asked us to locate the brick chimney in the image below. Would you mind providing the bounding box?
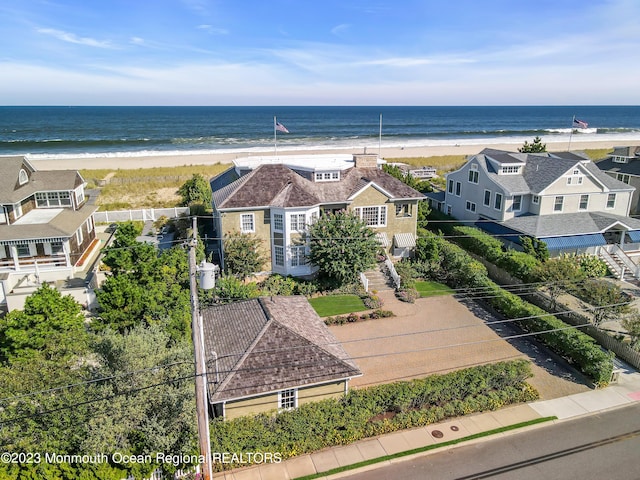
[353,153,379,169]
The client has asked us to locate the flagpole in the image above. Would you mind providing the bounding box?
[274,116,278,156]
[568,115,575,151]
[379,113,382,157]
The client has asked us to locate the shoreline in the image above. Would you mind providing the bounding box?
[26,139,620,171]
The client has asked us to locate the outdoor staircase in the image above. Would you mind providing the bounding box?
[599,246,639,283]
[363,263,396,292]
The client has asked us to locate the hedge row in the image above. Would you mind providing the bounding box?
[209,360,537,470]
[418,232,614,387]
[451,225,539,281]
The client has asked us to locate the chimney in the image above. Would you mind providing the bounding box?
[353,153,379,169]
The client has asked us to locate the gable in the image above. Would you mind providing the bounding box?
[348,183,392,205]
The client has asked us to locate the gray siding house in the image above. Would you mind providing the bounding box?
[596,146,640,215]
[444,148,640,256]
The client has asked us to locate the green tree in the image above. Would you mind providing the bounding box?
[621,312,640,350]
[0,283,88,363]
[520,236,549,262]
[306,211,378,286]
[518,136,546,153]
[532,256,586,310]
[579,278,631,327]
[210,274,261,303]
[223,231,267,280]
[177,173,212,207]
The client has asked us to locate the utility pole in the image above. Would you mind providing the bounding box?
[188,216,213,480]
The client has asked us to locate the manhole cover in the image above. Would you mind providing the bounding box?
[451,425,459,431]
[432,430,444,438]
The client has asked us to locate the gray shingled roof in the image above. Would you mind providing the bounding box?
[475,149,632,195]
[501,211,640,238]
[596,147,640,176]
[201,296,361,403]
[0,156,83,204]
[211,163,425,211]
[0,204,97,242]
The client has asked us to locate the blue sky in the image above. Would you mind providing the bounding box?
[2,0,639,105]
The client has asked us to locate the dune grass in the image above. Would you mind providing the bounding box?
[308,295,367,317]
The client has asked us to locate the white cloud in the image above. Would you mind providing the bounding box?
[331,24,350,36]
[36,28,113,49]
[197,24,228,35]
[130,37,145,45]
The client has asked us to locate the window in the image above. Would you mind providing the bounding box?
[290,246,306,267]
[468,169,479,184]
[532,195,539,204]
[76,188,85,205]
[617,173,631,184]
[273,213,283,231]
[448,179,454,194]
[494,193,503,210]
[18,169,28,185]
[501,166,520,174]
[13,203,22,219]
[310,211,318,223]
[613,156,629,164]
[274,246,284,266]
[315,171,339,182]
[465,201,476,212]
[86,217,94,233]
[51,242,64,255]
[16,244,31,257]
[607,193,616,208]
[554,196,564,212]
[512,195,522,212]
[279,389,297,410]
[290,213,306,231]
[483,190,491,207]
[76,227,83,245]
[354,206,387,227]
[395,203,411,217]
[566,176,583,185]
[240,213,255,233]
[36,191,73,208]
[579,194,589,210]
[455,182,461,196]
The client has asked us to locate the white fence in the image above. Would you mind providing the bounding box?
[359,272,369,292]
[94,207,190,223]
[385,256,401,290]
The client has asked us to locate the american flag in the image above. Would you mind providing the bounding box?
[276,122,289,133]
[573,117,588,129]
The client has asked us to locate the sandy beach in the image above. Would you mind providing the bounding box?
[28,139,620,171]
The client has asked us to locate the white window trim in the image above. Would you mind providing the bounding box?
[240,213,255,233]
[290,213,306,232]
[354,205,387,227]
[483,190,491,207]
[18,169,28,185]
[290,245,306,267]
[465,201,476,213]
[512,195,522,212]
[554,196,564,212]
[274,245,284,267]
[278,388,298,410]
[494,193,503,211]
[455,182,461,197]
[273,213,284,231]
[468,169,479,184]
[579,194,589,210]
[447,179,454,194]
[532,195,539,204]
[607,193,616,209]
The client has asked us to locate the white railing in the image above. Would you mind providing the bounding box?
[94,207,190,223]
[599,247,623,279]
[359,272,369,292]
[0,254,68,271]
[611,244,640,278]
[385,255,401,290]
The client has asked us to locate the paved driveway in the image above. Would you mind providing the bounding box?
[330,291,590,399]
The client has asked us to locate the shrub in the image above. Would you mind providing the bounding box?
[209,360,538,470]
[396,288,419,303]
[363,294,384,309]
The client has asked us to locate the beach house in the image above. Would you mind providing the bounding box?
[596,146,640,215]
[201,295,361,420]
[210,153,425,277]
[0,156,98,305]
[443,148,640,260]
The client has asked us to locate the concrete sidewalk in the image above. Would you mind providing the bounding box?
[212,367,640,480]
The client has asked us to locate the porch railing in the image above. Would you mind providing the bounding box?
[385,255,401,290]
[610,244,640,279]
[0,255,68,271]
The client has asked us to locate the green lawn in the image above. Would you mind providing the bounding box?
[415,280,455,297]
[308,295,367,317]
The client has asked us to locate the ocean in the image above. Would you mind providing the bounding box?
[1,106,640,161]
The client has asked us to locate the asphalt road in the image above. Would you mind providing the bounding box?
[342,403,640,480]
